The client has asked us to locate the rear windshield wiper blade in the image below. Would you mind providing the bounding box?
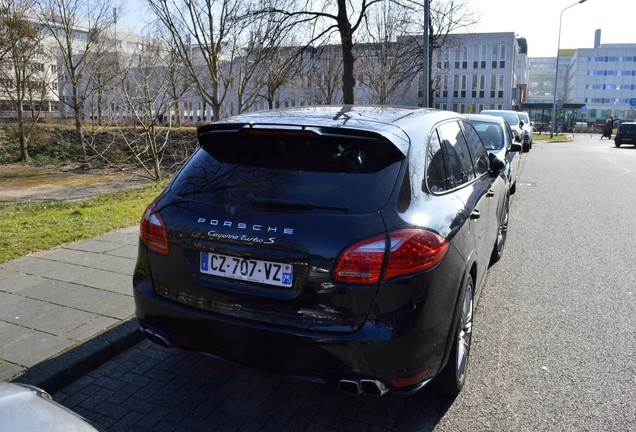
[250,198,349,212]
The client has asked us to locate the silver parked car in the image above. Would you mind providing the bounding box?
[0,383,101,432]
[516,111,534,150]
[466,114,523,194]
[480,110,529,152]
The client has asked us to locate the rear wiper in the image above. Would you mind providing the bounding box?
[250,198,349,212]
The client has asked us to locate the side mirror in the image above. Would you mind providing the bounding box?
[510,143,522,153]
[519,120,525,128]
[488,153,505,176]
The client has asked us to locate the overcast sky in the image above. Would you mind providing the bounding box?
[465,0,634,57]
[119,0,635,58]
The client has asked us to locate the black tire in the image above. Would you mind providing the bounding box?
[615,141,621,147]
[437,275,474,396]
[523,142,530,152]
[490,194,509,265]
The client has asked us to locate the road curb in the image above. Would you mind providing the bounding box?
[10,318,144,393]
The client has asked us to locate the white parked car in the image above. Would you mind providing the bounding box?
[516,111,534,150]
[0,383,101,432]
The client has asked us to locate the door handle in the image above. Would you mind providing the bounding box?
[486,189,495,197]
[470,209,481,219]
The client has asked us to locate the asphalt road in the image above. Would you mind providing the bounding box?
[54,134,636,431]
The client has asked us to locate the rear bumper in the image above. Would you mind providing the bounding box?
[133,276,457,393]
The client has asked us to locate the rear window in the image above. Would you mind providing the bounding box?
[471,121,504,150]
[170,130,404,213]
[482,111,519,126]
[619,124,636,132]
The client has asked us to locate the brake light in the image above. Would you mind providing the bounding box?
[334,234,386,284]
[384,230,449,280]
[140,203,169,255]
[334,229,449,284]
[242,128,316,139]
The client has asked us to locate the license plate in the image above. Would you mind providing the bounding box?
[200,251,293,288]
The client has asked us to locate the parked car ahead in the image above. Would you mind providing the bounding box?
[134,106,509,397]
[480,109,529,152]
[0,383,101,432]
[516,111,534,149]
[466,114,523,194]
[614,122,636,147]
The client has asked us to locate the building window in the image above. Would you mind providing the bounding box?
[455,46,468,69]
[453,74,467,98]
[490,74,504,98]
[472,74,485,98]
[472,44,487,69]
[491,44,506,69]
[434,74,448,98]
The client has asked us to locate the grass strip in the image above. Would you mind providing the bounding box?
[0,182,168,263]
[533,134,571,142]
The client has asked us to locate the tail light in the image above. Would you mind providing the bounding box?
[140,203,169,255]
[334,229,449,284]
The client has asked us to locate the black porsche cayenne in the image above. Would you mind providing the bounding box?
[133,106,509,396]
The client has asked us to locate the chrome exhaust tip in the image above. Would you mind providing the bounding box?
[338,379,362,395]
[143,328,172,348]
[338,378,390,396]
[360,379,390,396]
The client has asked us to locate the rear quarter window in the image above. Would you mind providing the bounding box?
[437,121,475,188]
[462,121,490,176]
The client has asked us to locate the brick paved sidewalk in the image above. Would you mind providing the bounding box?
[0,226,143,388]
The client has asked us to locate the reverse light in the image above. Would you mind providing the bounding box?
[334,229,449,284]
[140,203,169,255]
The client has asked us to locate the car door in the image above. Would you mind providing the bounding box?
[436,121,492,282]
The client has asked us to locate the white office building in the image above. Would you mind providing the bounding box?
[430,32,524,114]
[565,32,636,125]
[524,30,636,129]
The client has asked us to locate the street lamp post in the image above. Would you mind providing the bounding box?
[551,0,588,138]
[422,0,430,107]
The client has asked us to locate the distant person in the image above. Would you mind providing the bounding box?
[602,117,613,139]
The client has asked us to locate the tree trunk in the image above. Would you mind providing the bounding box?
[337,0,355,104]
[16,101,28,161]
[149,125,161,181]
[97,89,103,126]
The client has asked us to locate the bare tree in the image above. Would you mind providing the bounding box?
[230,6,297,114]
[0,0,50,161]
[146,0,244,122]
[87,49,119,126]
[427,0,480,106]
[164,42,190,125]
[114,32,191,180]
[0,0,30,62]
[35,0,115,165]
[252,0,479,106]
[301,45,342,105]
[252,45,301,110]
[356,1,421,104]
[256,0,389,105]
